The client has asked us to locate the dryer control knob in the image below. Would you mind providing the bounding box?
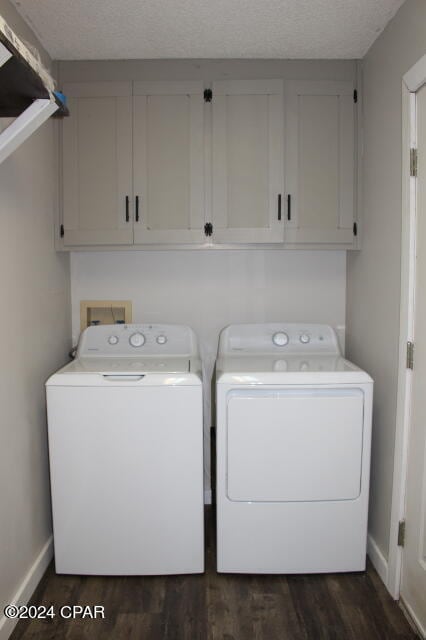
[129,332,145,348]
[272,332,289,347]
[300,333,310,344]
[108,335,119,345]
[156,335,167,345]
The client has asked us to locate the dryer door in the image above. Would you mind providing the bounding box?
[226,388,364,502]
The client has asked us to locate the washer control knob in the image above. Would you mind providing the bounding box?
[272,332,289,347]
[300,333,310,344]
[108,335,119,345]
[129,332,145,348]
[156,335,167,345]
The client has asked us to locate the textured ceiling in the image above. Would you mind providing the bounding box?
[10,0,405,60]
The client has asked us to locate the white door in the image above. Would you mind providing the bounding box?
[62,82,133,246]
[226,389,364,502]
[401,83,426,635]
[285,81,355,245]
[211,80,284,243]
[133,81,205,244]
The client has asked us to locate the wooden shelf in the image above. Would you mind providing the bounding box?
[0,13,68,163]
[0,15,68,117]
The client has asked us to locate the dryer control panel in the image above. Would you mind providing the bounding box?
[77,324,198,357]
[219,323,341,356]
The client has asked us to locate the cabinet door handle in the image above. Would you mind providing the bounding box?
[125,196,130,222]
[135,195,139,222]
[287,194,291,221]
[278,194,282,221]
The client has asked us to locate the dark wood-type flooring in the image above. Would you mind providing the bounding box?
[11,509,417,640]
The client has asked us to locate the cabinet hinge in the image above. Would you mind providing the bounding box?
[353,89,358,104]
[204,222,213,236]
[353,222,358,237]
[407,341,414,370]
[410,148,418,177]
[398,520,406,547]
[60,224,64,238]
[204,89,212,103]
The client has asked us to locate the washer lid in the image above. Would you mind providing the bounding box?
[216,355,373,385]
[46,356,202,387]
[61,356,191,374]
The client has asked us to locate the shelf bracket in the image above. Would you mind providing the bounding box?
[0,98,58,164]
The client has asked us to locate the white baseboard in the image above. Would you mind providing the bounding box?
[400,597,426,639]
[204,489,212,505]
[367,533,389,586]
[0,536,53,640]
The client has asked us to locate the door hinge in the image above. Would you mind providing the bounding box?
[60,224,64,238]
[410,148,418,177]
[353,89,358,104]
[353,222,358,237]
[398,520,406,547]
[406,341,414,370]
[204,89,212,103]
[204,222,213,236]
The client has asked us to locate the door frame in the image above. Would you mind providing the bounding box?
[388,54,426,601]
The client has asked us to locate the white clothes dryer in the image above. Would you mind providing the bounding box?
[46,323,204,575]
[216,323,373,574]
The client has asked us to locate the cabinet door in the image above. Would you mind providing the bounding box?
[211,80,284,243]
[62,83,133,246]
[285,81,355,245]
[133,81,205,244]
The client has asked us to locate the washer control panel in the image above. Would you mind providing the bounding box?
[221,323,341,356]
[77,324,197,357]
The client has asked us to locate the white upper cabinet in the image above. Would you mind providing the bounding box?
[133,81,205,244]
[62,82,133,246]
[211,80,284,243]
[285,81,356,245]
[59,77,358,249]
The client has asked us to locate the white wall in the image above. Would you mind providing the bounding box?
[71,249,346,494]
[0,2,71,637]
[346,0,426,565]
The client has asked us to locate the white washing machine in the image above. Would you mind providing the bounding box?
[46,323,204,575]
[216,323,373,574]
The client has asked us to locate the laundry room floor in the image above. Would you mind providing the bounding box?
[10,509,417,640]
